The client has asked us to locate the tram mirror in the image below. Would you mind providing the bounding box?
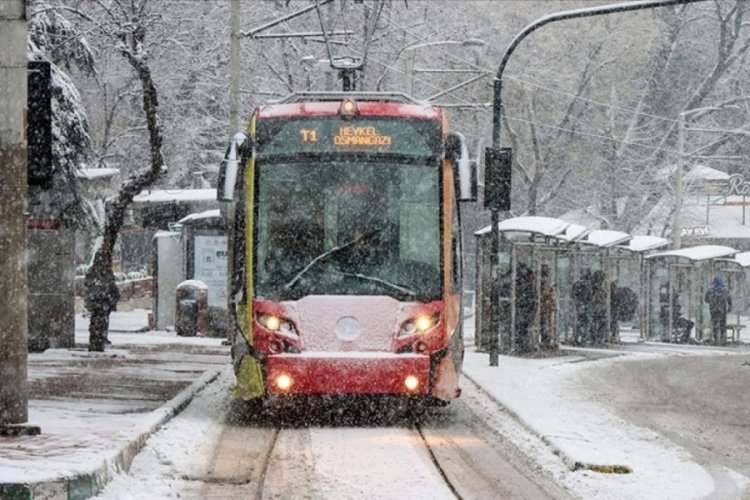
[445,131,477,202]
[217,133,251,202]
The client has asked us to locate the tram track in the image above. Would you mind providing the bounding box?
[415,422,464,500]
[199,394,571,499]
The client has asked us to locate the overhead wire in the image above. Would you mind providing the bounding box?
[380,8,699,126]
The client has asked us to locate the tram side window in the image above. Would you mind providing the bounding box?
[399,168,439,267]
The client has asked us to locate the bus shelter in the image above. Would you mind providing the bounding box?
[644,245,737,343]
[475,216,576,354]
[713,251,749,342]
[566,230,632,346]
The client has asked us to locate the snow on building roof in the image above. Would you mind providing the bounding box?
[76,168,120,180]
[152,231,181,240]
[582,230,631,248]
[178,209,221,224]
[133,189,217,203]
[655,163,731,182]
[624,235,671,253]
[475,216,569,237]
[646,244,737,261]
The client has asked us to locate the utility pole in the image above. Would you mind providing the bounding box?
[0,0,39,436]
[674,112,685,249]
[229,0,241,135]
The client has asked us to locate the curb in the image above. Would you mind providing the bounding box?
[0,369,221,500]
[462,370,632,475]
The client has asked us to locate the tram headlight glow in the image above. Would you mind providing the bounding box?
[276,374,293,391]
[404,375,419,391]
[256,314,298,336]
[398,314,440,337]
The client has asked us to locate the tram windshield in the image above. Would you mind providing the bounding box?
[255,160,441,301]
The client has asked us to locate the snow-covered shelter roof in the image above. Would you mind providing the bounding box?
[133,189,217,203]
[624,235,671,253]
[732,251,750,267]
[646,245,737,261]
[178,209,221,224]
[475,216,569,237]
[556,223,589,242]
[582,230,631,248]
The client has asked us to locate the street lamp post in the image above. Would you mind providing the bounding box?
[485,0,708,366]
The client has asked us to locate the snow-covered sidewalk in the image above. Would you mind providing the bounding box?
[0,312,229,499]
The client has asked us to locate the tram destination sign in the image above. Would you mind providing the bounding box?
[256,117,440,157]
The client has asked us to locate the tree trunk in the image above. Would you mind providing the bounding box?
[85,18,165,351]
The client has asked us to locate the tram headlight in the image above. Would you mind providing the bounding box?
[256,314,298,336]
[398,313,440,337]
[404,375,419,391]
[275,374,293,391]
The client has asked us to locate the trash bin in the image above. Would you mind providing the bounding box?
[175,280,209,336]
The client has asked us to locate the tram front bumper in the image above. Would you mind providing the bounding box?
[265,352,430,396]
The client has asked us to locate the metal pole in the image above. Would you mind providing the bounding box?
[229,0,240,135]
[674,112,684,249]
[487,0,708,366]
[0,0,39,435]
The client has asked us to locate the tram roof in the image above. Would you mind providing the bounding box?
[256,94,441,120]
[646,244,737,261]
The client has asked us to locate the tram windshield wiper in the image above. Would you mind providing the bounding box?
[333,271,417,299]
[282,229,381,293]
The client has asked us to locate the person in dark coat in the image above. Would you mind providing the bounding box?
[589,270,609,346]
[514,263,537,354]
[705,276,732,345]
[572,269,592,345]
[539,264,557,348]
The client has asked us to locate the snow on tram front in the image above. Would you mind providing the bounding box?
[217,92,477,406]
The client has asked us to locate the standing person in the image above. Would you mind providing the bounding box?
[539,264,558,348]
[609,280,620,344]
[514,263,537,354]
[705,276,732,345]
[589,270,609,346]
[572,269,592,345]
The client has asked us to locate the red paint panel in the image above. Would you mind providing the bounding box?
[266,354,430,395]
[258,101,441,120]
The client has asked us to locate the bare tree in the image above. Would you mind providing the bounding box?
[84,0,165,351]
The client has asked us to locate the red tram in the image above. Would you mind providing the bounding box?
[218,92,475,405]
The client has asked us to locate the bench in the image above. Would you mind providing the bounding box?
[726,323,745,343]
